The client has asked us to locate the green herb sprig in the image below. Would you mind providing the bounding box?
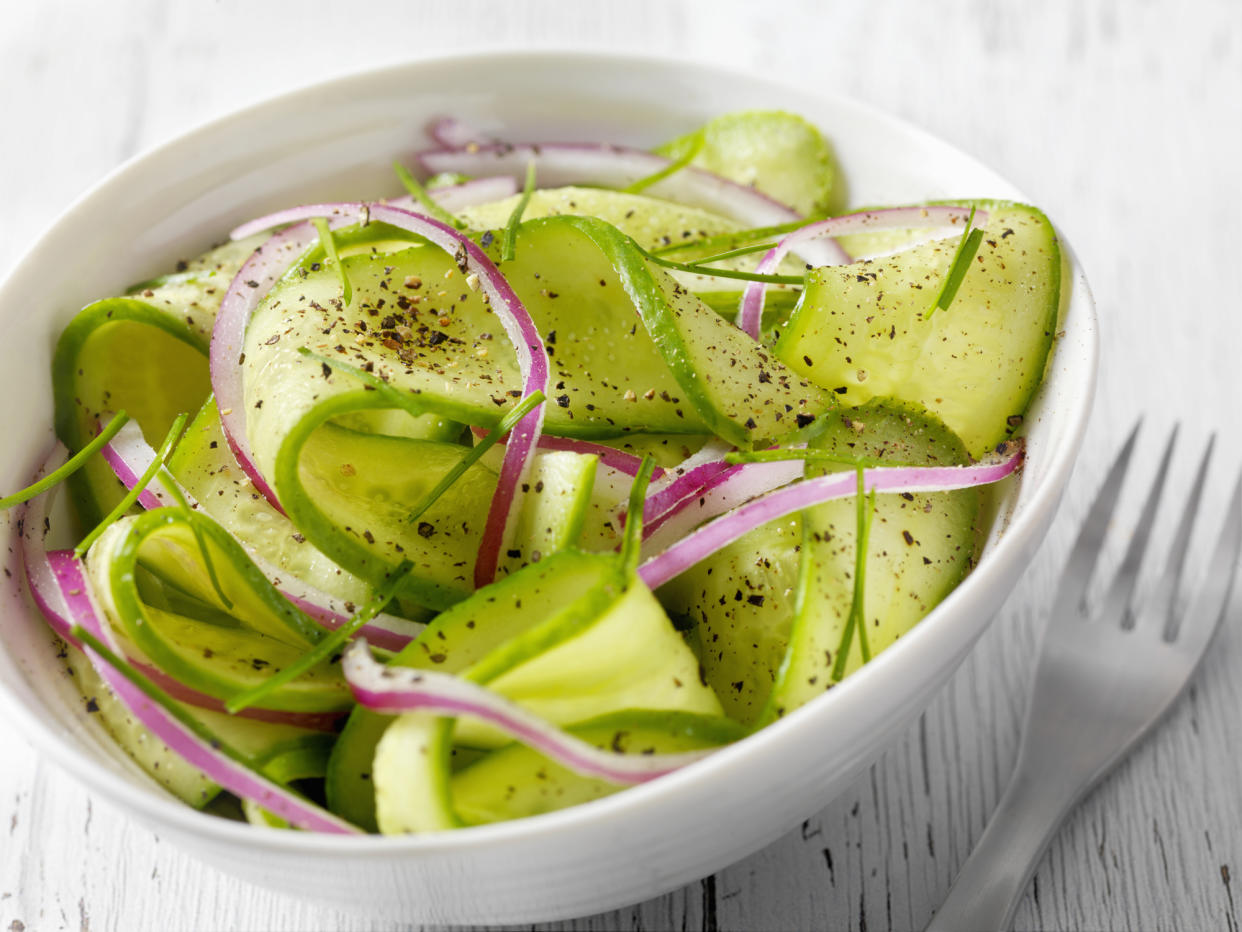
[225,559,414,714]
[924,206,983,319]
[75,413,188,558]
[0,411,130,510]
[501,159,538,262]
[312,218,352,307]
[620,456,657,576]
[642,250,803,286]
[393,161,467,230]
[831,467,876,682]
[623,134,704,194]
[408,390,546,523]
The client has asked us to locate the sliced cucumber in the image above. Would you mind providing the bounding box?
[451,710,745,826]
[326,549,618,831]
[64,637,334,809]
[656,110,844,217]
[498,450,598,576]
[766,400,980,718]
[367,555,722,833]
[169,398,377,609]
[85,512,351,713]
[52,236,264,525]
[774,201,1060,456]
[656,515,803,725]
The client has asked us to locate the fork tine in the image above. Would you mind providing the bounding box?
[1050,420,1142,621]
[1170,466,1242,657]
[1099,425,1179,629]
[1137,434,1215,639]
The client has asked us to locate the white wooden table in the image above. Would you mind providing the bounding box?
[3,2,1241,929]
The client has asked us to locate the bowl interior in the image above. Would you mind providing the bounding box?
[0,51,1096,923]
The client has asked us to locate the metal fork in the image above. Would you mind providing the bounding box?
[926,424,1242,931]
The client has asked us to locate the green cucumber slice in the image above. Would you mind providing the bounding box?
[766,400,980,718]
[457,186,742,252]
[774,202,1060,456]
[498,450,598,576]
[656,110,845,217]
[656,515,803,725]
[326,549,618,831]
[169,398,378,609]
[367,555,721,833]
[85,511,351,713]
[52,236,264,524]
[451,710,746,826]
[502,216,834,448]
[64,637,334,809]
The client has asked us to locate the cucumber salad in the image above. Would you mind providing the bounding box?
[14,110,1058,834]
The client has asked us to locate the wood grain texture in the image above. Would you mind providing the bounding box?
[2,1,1240,929]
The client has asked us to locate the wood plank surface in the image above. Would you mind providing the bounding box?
[1,1,1240,929]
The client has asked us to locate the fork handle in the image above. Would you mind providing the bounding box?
[925,761,1086,931]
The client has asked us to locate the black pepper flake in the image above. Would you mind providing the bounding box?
[363,530,375,544]
[757,370,771,384]
[747,594,765,607]
[902,530,915,545]
[803,355,814,367]
[417,522,435,538]
[744,417,757,429]
[321,362,332,379]
[506,548,522,558]
[480,230,495,247]
[428,331,447,346]
[555,394,570,407]
[795,413,815,428]
[85,698,100,713]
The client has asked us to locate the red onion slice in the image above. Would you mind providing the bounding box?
[427,116,494,149]
[641,438,735,517]
[343,640,713,784]
[361,205,549,589]
[736,205,985,338]
[100,422,422,652]
[228,178,517,242]
[418,142,803,228]
[211,220,332,510]
[639,443,1023,589]
[18,471,359,832]
[642,458,807,552]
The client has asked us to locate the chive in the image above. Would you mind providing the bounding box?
[619,456,657,577]
[651,220,807,257]
[685,241,779,265]
[0,411,130,510]
[501,159,538,262]
[623,134,704,194]
[642,250,803,286]
[75,413,188,558]
[924,205,983,319]
[831,467,875,681]
[392,161,467,230]
[225,559,414,714]
[159,479,234,611]
[70,625,264,771]
[408,390,546,522]
[312,218,352,307]
[724,448,864,468]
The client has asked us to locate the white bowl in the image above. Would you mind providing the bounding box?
[0,51,1096,924]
